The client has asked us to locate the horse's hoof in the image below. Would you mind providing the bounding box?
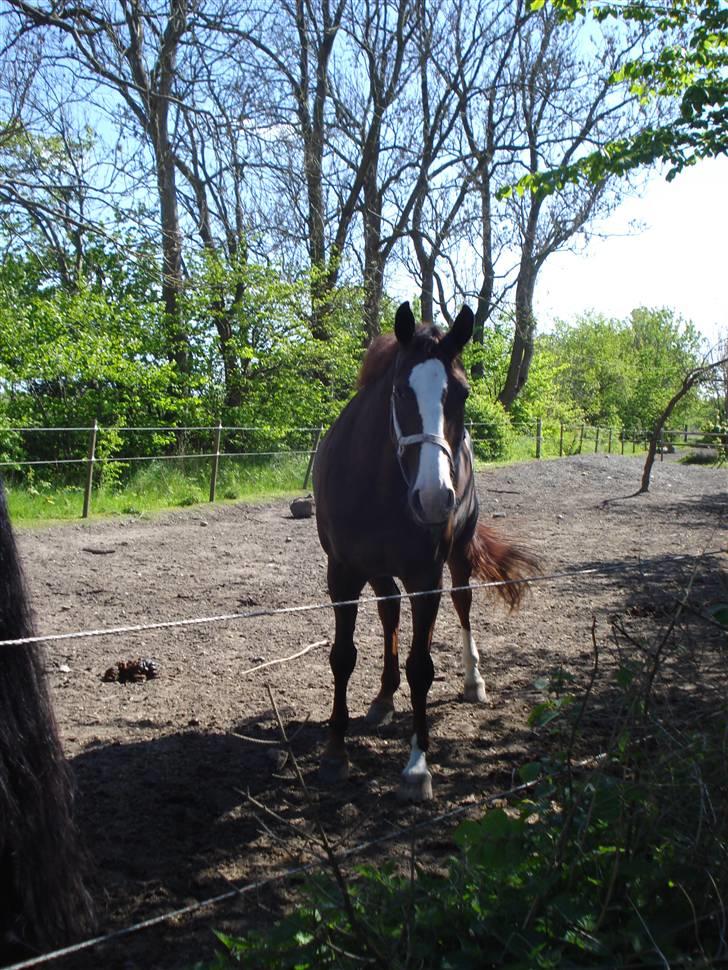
[318,756,349,785]
[397,769,433,802]
[364,699,395,727]
[463,679,487,704]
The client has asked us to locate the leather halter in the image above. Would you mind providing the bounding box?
[390,391,456,487]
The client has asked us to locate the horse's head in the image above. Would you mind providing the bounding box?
[391,301,474,525]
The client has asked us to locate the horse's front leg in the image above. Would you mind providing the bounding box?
[319,559,365,785]
[365,575,401,728]
[399,579,440,802]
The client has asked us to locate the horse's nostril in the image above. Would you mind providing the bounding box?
[445,489,455,512]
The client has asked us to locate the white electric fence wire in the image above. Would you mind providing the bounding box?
[0,567,600,648]
[0,552,724,650]
[1,753,607,970]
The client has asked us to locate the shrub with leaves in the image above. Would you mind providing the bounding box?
[204,576,728,970]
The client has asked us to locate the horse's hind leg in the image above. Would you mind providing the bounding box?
[449,543,486,703]
[319,559,365,785]
[364,576,401,728]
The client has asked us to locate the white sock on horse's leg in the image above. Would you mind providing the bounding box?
[462,628,486,703]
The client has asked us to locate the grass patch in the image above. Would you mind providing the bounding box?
[5,454,311,524]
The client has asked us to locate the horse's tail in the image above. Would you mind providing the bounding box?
[0,482,93,957]
[465,519,540,609]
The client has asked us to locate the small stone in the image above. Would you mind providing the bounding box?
[59,663,71,673]
[290,497,315,519]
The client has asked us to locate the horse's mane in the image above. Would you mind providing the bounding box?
[357,326,442,389]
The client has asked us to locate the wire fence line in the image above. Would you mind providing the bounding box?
[2,551,725,650]
[2,749,610,970]
[3,548,724,966]
[0,420,722,517]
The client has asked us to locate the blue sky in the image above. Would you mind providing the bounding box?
[534,156,728,349]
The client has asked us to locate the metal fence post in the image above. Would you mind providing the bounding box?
[303,426,323,490]
[535,417,542,459]
[82,419,98,519]
[209,422,223,502]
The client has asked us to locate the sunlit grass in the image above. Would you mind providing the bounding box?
[4,434,679,525]
[5,455,311,524]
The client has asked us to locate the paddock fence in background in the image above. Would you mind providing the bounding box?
[0,420,723,517]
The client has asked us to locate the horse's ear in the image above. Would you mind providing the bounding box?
[394,302,416,345]
[441,305,474,358]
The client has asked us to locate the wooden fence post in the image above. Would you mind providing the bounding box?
[559,422,564,457]
[594,427,600,454]
[535,417,542,459]
[209,422,223,502]
[684,424,688,443]
[303,426,323,490]
[621,430,625,455]
[82,419,98,519]
[607,428,613,453]
[578,423,584,454]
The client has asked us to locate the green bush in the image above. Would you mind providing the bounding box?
[204,602,728,970]
[465,390,513,462]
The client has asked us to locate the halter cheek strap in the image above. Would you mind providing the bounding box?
[391,393,455,472]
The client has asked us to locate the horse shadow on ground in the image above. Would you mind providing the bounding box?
[68,691,537,917]
[65,534,725,967]
[70,711,322,901]
[65,699,545,969]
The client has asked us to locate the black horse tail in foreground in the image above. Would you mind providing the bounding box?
[0,483,93,959]
[314,300,538,801]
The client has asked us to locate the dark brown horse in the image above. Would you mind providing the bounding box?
[0,482,92,959]
[314,301,537,801]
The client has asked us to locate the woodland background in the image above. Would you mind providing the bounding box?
[0,0,725,476]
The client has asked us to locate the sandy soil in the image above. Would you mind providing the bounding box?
[14,452,727,969]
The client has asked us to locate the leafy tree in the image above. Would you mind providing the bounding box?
[549,307,704,430]
[519,0,728,191]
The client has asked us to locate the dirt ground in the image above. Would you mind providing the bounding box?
[14,452,727,970]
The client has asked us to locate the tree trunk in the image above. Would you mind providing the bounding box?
[419,258,436,325]
[498,264,537,409]
[638,358,728,493]
[155,142,189,376]
[362,154,384,342]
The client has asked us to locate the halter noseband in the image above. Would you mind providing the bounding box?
[390,392,456,484]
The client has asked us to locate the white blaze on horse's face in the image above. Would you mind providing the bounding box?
[408,359,455,523]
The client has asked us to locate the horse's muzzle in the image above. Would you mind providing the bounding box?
[409,485,455,526]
